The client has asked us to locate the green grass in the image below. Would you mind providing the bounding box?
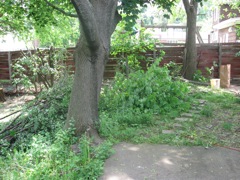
[99,85,240,148]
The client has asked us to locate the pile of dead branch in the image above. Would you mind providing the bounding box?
[0,93,67,150]
[0,100,47,147]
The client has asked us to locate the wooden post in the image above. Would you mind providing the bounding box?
[218,43,222,77]
[0,88,6,102]
[8,51,12,80]
[220,64,231,88]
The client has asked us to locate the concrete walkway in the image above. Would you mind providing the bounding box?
[101,143,240,180]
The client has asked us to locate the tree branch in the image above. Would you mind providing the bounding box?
[182,0,190,14]
[110,1,122,36]
[71,0,100,51]
[43,0,78,18]
[182,0,198,15]
[0,110,22,121]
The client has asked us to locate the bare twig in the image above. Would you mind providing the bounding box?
[0,113,22,135]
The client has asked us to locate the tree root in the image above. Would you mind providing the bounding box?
[70,127,104,155]
[87,127,103,145]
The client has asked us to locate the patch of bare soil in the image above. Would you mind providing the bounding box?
[229,80,240,94]
[0,94,35,123]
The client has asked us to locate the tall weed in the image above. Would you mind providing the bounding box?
[0,130,113,179]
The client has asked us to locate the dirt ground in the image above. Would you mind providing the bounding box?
[229,79,240,93]
[0,94,35,123]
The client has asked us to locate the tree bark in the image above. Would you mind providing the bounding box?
[182,0,198,80]
[65,0,121,136]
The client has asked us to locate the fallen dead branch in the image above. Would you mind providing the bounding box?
[0,110,22,121]
[177,77,209,86]
[0,99,49,148]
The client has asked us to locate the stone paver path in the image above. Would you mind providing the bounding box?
[162,99,206,135]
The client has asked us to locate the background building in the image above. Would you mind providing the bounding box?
[210,4,240,43]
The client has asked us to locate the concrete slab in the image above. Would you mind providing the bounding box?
[181,113,193,118]
[173,123,183,129]
[189,110,200,114]
[175,117,192,122]
[101,143,240,180]
[198,100,207,104]
[192,107,202,111]
[162,130,175,134]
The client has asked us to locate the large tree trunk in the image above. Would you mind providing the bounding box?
[65,0,121,137]
[66,41,106,136]
[182,0,198,80]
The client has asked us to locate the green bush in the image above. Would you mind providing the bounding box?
[111,21,155,73]
[193,70,208,82]
[100,58,190,115]
[12,48,69,93]
[99,58,191,141]
[164,61,182,77]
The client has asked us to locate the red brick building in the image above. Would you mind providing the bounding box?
[210,4,240,43]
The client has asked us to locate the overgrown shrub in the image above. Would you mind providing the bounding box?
[12,47,69,93]
[99,58,191,137]
[193,70,208,82]
[111,21,155,74]
[100,58,190,115]
[164,61,182,77]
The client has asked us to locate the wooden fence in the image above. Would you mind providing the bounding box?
[0,43,240,81]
